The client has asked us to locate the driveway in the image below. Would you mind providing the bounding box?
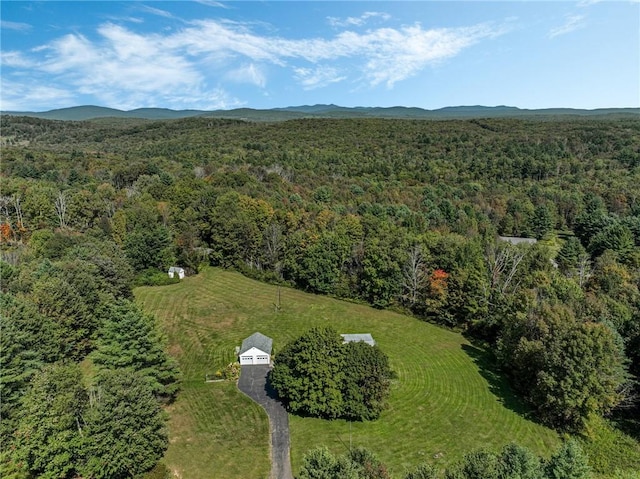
[238,365,293,479]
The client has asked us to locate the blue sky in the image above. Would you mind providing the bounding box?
[1,1,638,111]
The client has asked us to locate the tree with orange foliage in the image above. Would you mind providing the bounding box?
[0,222,13,243]
[429,269,449,298]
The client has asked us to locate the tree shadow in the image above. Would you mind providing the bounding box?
[461,343,538,422]
[264,371,281,402]
[611,405,640,442]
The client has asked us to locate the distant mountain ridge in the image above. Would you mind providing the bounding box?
[3,104,639,121]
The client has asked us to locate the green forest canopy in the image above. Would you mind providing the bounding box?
[1,115,639,476]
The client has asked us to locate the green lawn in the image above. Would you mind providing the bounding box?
[135,267,559,478]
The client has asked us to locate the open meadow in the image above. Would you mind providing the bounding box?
[135,267,559,478]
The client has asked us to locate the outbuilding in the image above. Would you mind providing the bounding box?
[341,333,376,346]
[168,266,185,279]
[238,332,273,366]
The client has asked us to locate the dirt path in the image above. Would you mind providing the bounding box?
[237,365,294,479]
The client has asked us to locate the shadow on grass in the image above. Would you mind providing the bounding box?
[611,406,640,442]
[461,343,536,421]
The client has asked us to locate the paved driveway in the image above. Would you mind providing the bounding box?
[238,365,293,479]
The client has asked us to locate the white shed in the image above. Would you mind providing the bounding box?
[341,333,376,346]
[168,266,185,279]
[238,332,273,366]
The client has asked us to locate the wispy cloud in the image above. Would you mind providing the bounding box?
[294,66,346,90]
[0,20,32,32]
[0,80,74,111]
[1,51,35,68]
[577,0,602,7]
[194,0,229,8]
[2,17,507,109]
[137,5,174,19]
[226,63,267,88]
[174,19,505,87]
[549,14,586,38]
[327,12,391,28]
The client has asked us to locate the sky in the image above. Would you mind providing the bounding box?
[1,1,639,111]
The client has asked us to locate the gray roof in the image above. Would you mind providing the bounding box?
[239,332,273,355]
[498,236,537,245]
[341,333,376,346]
[168,266,185,272]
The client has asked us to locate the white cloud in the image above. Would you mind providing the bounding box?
[327,11,391,28]
[4,16,507,109]
[294,66,346,90]
[0,51,35,68]
[137,5,174,19]
[577,0,602,7]
[0,20,32,32]
[0,79,74,111]
[194,0,229,8]
[548,14,586,38]
[226,63,267,88]
[173,19,504,87]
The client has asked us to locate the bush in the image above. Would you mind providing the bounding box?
[222,362,240,381]
[133,269,180,287]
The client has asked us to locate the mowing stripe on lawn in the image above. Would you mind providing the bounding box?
[136,267,559,478]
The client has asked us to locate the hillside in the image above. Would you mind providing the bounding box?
[3,114,639,478]
[3,104,639,121]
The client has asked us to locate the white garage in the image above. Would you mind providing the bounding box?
[238,332,273,366]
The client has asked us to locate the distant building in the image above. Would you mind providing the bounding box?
[239,332,273,366]
[341,333,376,346]
[168,266,185,279]
[498,236,537,246]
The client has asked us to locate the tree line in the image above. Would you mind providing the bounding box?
[1,230,179,477]
[298,439,610,479]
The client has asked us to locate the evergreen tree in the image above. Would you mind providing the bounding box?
[81,370,168,479]
[92,300,180,400]
[498,443,544,479]
[13,363,87,479]
[403,463,438,479]
[545,440,590,479]
[0,293,60,437]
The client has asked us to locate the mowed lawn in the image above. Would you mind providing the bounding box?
[135,267,559,478]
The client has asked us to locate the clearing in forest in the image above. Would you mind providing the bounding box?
[135,267,559,479]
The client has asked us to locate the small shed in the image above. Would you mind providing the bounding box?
[168,266,185,279]
[238,332,273,366]
[341,333,376,346]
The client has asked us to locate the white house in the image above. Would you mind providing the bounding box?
[168,266,185,279]
[341,333,376,346]
[238,332,273,366]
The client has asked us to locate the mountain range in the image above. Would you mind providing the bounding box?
[3,104,639,121]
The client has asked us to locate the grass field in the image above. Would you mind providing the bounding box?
[135,267,559,478]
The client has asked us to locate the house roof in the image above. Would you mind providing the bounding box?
[498,236,537,245]
[239,332,273,355]
[168,266,185,273]
[341,333,376,346]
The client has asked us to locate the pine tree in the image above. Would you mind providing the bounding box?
[92,300,180,399]
[81,369,168,479]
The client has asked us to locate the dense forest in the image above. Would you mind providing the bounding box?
[1,114,639,477]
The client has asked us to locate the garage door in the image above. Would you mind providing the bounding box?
[240,355,253,365]
[255,355,269,365]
